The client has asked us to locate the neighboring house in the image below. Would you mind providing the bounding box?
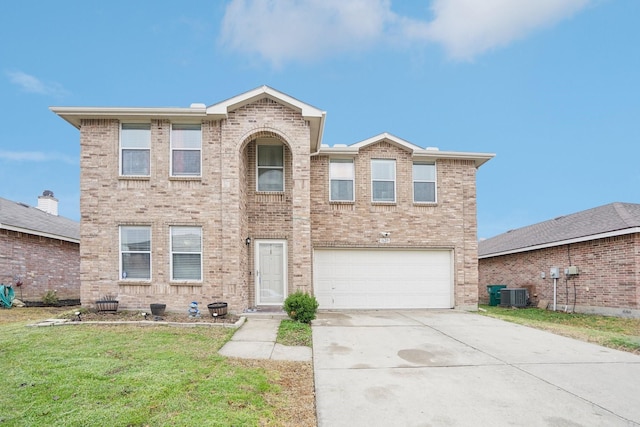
[51,86,494,313]
[478,203,640,317]
[0,191,80,303]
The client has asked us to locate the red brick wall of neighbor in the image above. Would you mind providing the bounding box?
[0,229,80,301]
[478,233,640,316]
[310,143,480,309]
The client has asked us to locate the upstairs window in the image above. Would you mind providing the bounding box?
[171,124,201,176]
[120,123,150,176]
[329,159,354,202]
[171,226,202,281]
[257,144,284,192]
[371,159,396,202]
[120,226,151,280]
[413,162,436,203]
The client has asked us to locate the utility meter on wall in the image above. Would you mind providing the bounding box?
[550,267,560,279]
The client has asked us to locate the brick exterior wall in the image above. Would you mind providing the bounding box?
[311,142,480,309]
[78,99,312,313]
[77,97,481,313]
[479,233,640,317]
[0,229,80,302]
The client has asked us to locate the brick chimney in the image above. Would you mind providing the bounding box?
[37,190,58,216]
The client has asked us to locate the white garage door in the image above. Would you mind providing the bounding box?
[313,248,453,309]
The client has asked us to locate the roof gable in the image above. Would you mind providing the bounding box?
[351,133,424,152]
[479,202,640,258]
[0,197,79,243]
[206,85,325,119]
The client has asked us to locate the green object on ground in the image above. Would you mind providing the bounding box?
[0,285,15,308]
[487,284,507,306]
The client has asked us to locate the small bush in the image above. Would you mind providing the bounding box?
[42,290,59,306]
[283,292,319,324]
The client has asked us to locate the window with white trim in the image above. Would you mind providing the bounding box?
[170,226,202,281]
[171,124,201,176]
[120,123,150,176]
[120,226,151,280]
[257,144,284,191]
[413,162,436,203]
[329,158,355,201]
[371,159,396,202]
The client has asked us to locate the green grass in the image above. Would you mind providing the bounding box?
[0,322,283,426]
[479,305,640,353]
[276,320,312,347]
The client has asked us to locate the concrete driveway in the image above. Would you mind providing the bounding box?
[312,310,640,427]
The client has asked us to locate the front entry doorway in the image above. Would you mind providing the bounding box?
[255,240,287,305]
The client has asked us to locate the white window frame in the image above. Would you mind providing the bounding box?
[256,141,285,192]
[413,162,437,203]
[329,158,355,202]
[170,226,203,282]
[120,123,150,176]
[170,124,202,177]
[119,226,151,281]
[371,159,396,203]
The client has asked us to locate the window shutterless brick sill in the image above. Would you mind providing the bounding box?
[169,176,202,181]
[118,281,151,286]
[118,176,150,181]
[170,282,203,287]
[329,201,355,204]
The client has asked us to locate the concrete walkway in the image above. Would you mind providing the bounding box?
[313,310,640,427]
[218,316,312,362]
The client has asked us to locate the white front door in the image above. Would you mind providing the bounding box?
[255,240,287,305]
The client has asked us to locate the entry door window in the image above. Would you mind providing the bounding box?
[256,241,286,304]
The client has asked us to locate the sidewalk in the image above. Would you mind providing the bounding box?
[218,315,312,362]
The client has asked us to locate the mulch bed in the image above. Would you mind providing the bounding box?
[59,308,241,325]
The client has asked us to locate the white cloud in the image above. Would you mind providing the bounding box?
[219,0,396,67]
[419,0,591,60]
[6,70,69,96]
[219,0,591,65]
[0,150,77,165]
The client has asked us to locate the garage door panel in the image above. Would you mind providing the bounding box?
[314,249,453,309]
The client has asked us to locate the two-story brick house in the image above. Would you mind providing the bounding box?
[52,86,493,313]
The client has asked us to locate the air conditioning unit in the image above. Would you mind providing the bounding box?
[499,288,528,308]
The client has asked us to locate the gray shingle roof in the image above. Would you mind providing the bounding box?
[479,202,640,258]
[0,196,79,243]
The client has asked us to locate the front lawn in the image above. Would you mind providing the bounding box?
[276,320,313,347]
[0,308,315,426]
[479,305,640,353]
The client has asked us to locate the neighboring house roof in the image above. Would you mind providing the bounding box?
[0,197,80,244]
[50,85,327,153]
[317,132,495,168]
[479,202,640,258]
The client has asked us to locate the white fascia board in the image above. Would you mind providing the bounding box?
[0,223,80,244]
[316,145,359,156]
[413,150,495,168]
[479,227,640,259]
[50,106,207,129]
[351,132,423,152]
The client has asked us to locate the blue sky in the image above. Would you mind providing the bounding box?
[1,0,638,239]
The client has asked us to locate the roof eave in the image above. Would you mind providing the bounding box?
[50,106,209,129]
[0,223,80,244]
[479,227,640,259]
[413,150,495,168]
